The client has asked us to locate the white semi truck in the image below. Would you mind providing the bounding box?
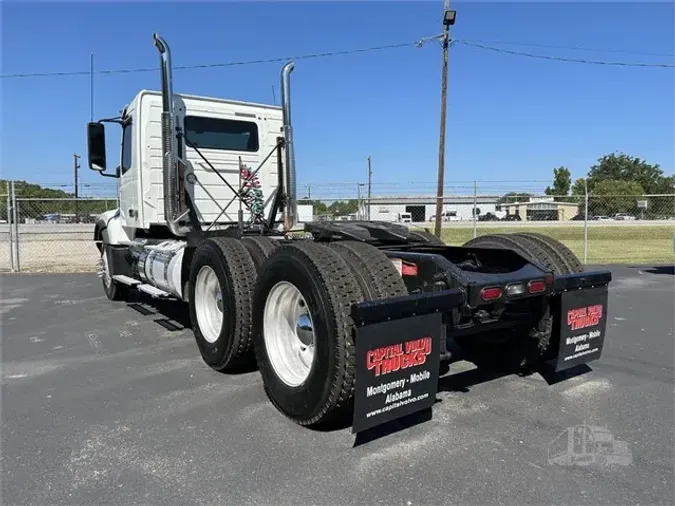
[88,33,612,432]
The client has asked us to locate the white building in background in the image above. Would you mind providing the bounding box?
[365,196,500,223]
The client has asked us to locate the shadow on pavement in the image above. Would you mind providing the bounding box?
[628,264,674,276]
[125,291,192,331]
[642,265,674,276]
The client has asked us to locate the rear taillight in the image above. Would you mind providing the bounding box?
[481,286,502,301]
[528,280,547,294]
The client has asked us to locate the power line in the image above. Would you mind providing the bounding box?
[0,35,443,80]
[455,39,675,68]
[461,38,675,58]
[3,33,671,81]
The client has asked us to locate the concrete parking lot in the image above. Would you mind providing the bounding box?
[2,265,674,505]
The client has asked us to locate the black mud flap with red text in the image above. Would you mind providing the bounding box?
[553,285,609,372]
[351,312,443,434]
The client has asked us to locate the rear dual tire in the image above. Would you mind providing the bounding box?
[252,240,407,427]
[188,236,282,373]
[252,242,362,426]
[188,237,258,372]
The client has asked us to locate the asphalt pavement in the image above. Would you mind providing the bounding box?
[2,265,674,505]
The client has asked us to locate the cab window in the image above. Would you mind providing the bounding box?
[184,116,259,152]
[121,121,133,175]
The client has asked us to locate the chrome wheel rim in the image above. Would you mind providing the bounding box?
[263,281,316,387]
[101,249,112,288]
[194,265,223,344]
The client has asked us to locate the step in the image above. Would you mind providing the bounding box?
[112,274,141,286]
[137,284,172,298]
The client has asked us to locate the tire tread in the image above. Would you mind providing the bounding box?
[241,236,280,270]
[327,241,408,300]
[207,237,257,370]
[513,232,583,273]
[409,230,445,245]
[254,241,364,426]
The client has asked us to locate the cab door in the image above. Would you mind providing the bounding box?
[118,109,139,229]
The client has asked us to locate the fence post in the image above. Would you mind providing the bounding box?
[583,178,588,265]
[473,181,477,239]
[7,188,14,272]
[11,181,20,272]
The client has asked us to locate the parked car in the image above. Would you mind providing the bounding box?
[614,213,636,221]
[478,212,500,221]
[502,214,522,221]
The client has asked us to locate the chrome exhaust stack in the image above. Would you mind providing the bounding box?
[153,33,190,237]
[280,62,297,231]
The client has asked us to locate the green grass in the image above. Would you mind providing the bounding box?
[423,225,675,265]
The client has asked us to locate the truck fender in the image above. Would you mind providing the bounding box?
[93,209,129,250]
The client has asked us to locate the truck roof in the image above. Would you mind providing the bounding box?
[129,89,283,112]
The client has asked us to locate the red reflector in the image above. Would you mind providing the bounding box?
[528,280,547,294]
[401,262,418,276]
[481,286,502,301]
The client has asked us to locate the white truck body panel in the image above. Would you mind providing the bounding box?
[121,90,284,232]
[297,204,314,223]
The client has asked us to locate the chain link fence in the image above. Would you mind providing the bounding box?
[0,192,11,273]
[2,197,118,273]
[1,186,673,272]
[303,189,675,265]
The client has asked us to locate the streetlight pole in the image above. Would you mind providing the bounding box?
[433,2,456,238]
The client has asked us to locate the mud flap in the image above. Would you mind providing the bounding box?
[553,285,609,372]
[351,312,443,434]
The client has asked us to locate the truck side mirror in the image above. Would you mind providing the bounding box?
[87,122,107,172]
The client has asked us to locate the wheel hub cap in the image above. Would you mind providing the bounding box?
[263,281,316,387]
[194,265,224,344]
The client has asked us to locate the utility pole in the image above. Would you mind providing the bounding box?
[367,156,372,220]
[433,2,457,238]
[74,153,81,223]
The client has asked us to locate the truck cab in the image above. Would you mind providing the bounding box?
[90,90,284,245]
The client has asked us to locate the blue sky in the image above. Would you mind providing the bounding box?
[2,1,674,198]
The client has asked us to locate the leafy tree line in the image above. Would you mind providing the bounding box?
[0,180,117,221]
[300,197,360,217]
[540,153,674,217]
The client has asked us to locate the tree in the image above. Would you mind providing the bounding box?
[0,180,73,199]
[571,178,586,197]
[0,180,114,220]
[545,166,572,201]
[328,199,359,216]
[301,199,328,216]
[497,192,534,205]
[586,153,671,194]
[587,179,645,216]
[583,153,674,218]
